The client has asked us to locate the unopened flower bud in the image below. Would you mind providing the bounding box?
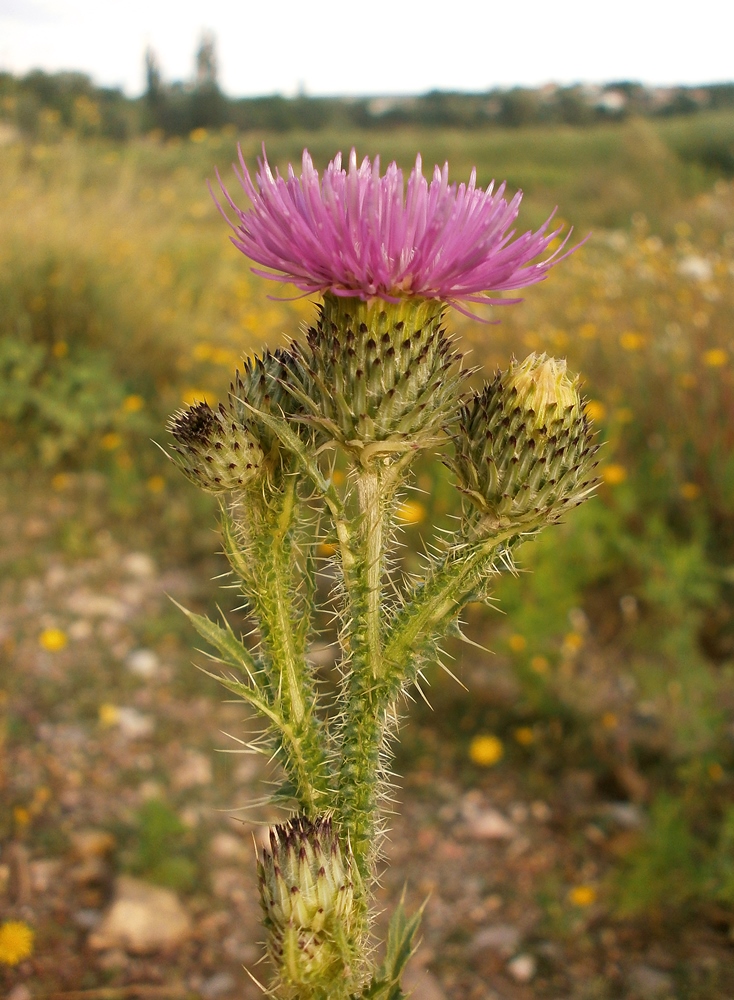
[229,347,313,452]
[450,353,599,529]
[258,817,359,996]
[168,348,312,493]
[168,400,265,493]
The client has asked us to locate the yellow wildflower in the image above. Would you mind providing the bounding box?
[99,703,120,726]
[563,632,584,653]
[51,473,71,491]
[193,342,214,361]
[13,806,30,829]
[0,920,34,965]
[469,734,504,767]
[584,400,606,423]
[708,762,724,783]
[396,500,427,525]
[680,482,701,501]
[181,388,217,406]
[530,655,550,675]
[569,885,597,908]
[703,348,727,367]
[508,634,527,653]
[514,726,535,746]
[39,628,67,652]
[147,475,166,494]
[122,394,145,413]
[601,464,627,485]
[101,432,122,451]
[620,332,644,351]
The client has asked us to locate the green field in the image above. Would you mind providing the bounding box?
[2,113,734,997]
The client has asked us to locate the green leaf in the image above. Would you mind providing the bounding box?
[354,892,425,1000]
[171,598,258,678]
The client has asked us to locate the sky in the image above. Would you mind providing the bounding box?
[1,0,732,98]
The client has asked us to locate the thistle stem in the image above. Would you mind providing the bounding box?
[381,529,518,684]
[355,470,385,678]
[230,478,332,814]
[334,466,396,882]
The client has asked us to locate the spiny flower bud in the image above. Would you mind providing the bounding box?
[229,347,314,452]
[296,293,466,464]
[167,400,265,493]
[168,348,312,492]
[258,816,358,996]
[450,353,599,529]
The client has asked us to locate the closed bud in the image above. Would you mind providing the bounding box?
[167,401,265,493]
[450,353,599,530]
[258,816,359,997]
[229,347,314,452]
[168,348,313,493]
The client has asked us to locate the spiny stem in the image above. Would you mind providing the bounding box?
[229,478,332,814]
[334,466,397,881]
[355,470,385,678]
[381,529,518,680]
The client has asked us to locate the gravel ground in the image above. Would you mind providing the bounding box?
[2,475,733,1000]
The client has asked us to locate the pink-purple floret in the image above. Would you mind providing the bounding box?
[213,147,578,308]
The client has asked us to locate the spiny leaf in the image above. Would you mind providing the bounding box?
[171,598,258,678]
[354,892,425,999]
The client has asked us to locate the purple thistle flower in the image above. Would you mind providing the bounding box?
[213,146,579,310]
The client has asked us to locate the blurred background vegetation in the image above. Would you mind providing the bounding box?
[2,40,734,986]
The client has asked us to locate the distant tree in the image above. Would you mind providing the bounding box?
[190,31,226,129]
[145,48,162,102]
[498,88,540,128]
[195,32,218,90]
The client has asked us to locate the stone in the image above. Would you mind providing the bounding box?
[126,648,160,679]
[73,908,102,929]
[466,808,516,840]
[89,875,191,954]
[96,948,129,971]
[507,953,536,983]
[115,707,155,739]
[7,986,32,1000]
[67,590,129,620]
[530,800,552,821]
[122,552,157,578]
[210,832,247,862]
[471,924,521,957]
[628,964,675,997]
[402,965,447,1000]
[211,867,247,904]
[71,829,116,858]
[172,749,212,789]
[29,857,62,893]
[201,972,237,999]
[604,802,644,829]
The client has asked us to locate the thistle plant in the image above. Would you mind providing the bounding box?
[167,147,599,1000]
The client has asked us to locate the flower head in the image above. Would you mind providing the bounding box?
[214,147,577,309]
[0,920,34,966]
